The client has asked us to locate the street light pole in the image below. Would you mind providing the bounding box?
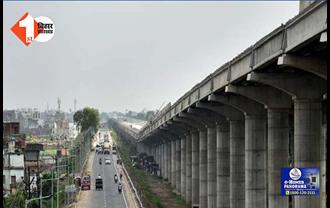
[40,176,43,208]
[51,169,54,208]
[56,157,59,208]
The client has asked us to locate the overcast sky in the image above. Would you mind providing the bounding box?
[4,1,299,113]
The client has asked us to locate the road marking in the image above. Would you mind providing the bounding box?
[112,152,129,208]
[102,154,107,208]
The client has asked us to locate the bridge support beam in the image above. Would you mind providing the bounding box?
[207,125,217,208]
[158,145,161,176]
[197,101,245,208]
[277,54,327,80]
[176,138,181,194]
[199,130,208,208]
[229,120,245,208]
[186,133,193,204]
[225,84,292,208]
[185,108,226,208]
[187,108,226,208]
[162,143,165,178]
[216,122,230,208]
[171,139,176,188]
[171,117,203,205]
[192,131,200,207]
[247,71,327,208]
[209,94,267,208]
[181,136,186,198]
[167,141,172,181]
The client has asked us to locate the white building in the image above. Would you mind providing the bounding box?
[69,122,78,139]
[3,146,25,194]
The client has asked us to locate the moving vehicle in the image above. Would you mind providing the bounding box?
[95,178,103,190]
[117,159,122,165]
[104,134,109,142]
[118,183,122,193]
[114,174,118,183]
[99,158,102,165]
[97,147,103,154]
[103,141,111,154]
[105,158,111,165]
[112,146,117,154]
[81,175,91,190]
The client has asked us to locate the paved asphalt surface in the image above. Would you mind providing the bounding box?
[77,129,128,208]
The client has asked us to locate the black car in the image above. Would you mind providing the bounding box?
[95,178,103,190]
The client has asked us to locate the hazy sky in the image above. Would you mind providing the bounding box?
[4,1,299,113]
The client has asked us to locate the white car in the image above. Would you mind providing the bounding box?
[105,158,111,165]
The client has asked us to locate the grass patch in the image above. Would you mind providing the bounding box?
[41,149,57,156]
[110,129,164,208]
[172,193,186,205]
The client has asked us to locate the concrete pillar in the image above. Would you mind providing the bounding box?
[163,143,166,178]
[156,145,159,164]
[245,115,267,208]
[321,101,326,208]
[268,109,290,208]
[157,144,162,176]
[207,126,217,208]
[153,146,157,163]
[294,99,322,208]
[186,133,192,204]
[176,139,181,193]
[217,122,230,208]
[164,143,168,179]
[160,144,165,178]
[192,131,200,207]
[158,145,161,176]
[171,140,176,188]
[230,120,245,208]
[200,130,208,208]
[167,142,172,181]
[181,137,186,198]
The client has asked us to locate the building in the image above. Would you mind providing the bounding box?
[3,150,25,195]
[3,122,27,195]
[51,119,71,140]
[24,143,44,192]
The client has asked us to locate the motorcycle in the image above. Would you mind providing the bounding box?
[99,158,102,165]
[118,183,122,193]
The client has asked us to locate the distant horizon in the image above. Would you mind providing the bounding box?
[4,1,299,112]
[2,107,156,114]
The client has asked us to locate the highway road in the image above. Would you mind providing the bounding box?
[76,129,129,208]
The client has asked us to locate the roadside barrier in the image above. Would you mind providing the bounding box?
[118,154,144,208]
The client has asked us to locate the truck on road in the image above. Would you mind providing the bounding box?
[103,141,111,154]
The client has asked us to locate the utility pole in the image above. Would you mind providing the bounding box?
[40,174,43,208]
[56,156,59,208]
[51,170,54,208]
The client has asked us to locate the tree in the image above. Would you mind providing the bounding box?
[73,107,100,133]
[41,173,53,197]
[73,110,83,130]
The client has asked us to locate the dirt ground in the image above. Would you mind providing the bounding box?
[145,175,189,208]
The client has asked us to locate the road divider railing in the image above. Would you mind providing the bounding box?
[118,154,144,208]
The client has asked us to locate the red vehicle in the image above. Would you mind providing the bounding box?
[81,175,91,190]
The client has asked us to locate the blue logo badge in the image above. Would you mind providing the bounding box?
[281,168,320,196]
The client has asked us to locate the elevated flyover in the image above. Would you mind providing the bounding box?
[137,2,327,208]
